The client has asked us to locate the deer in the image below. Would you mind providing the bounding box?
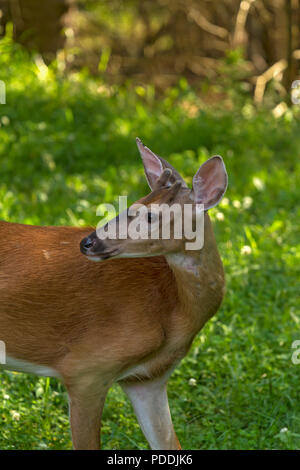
[0,138,228,450]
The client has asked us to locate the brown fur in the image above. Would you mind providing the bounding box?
[0,215,224,376]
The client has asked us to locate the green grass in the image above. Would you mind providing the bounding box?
[0,36,300,450]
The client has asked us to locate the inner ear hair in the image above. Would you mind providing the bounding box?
[164,180,182,201]
[154,168,172,189]
[159,157,188,188]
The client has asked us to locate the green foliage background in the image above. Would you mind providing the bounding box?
[0,34,300,449]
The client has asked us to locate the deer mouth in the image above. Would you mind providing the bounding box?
[80,235,121,261]
[86,248,121,262]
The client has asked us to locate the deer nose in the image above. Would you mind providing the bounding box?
[83,237,94,249]
[80,236,96,254]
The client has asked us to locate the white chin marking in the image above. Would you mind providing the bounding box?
[117,252,157,259]
[87,256,102,262]
[2,356,60,378]
[87,253,158,262]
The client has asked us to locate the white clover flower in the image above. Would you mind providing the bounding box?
[233,200,241,209]
[220,197,229,207]
[280,427,288,433]
[243,196,253,209]
[241,245,252,255]
[253,177,265,191]
[188,378,197,386]
[216,212,224,221]
[10,410,21,421]
[1,116,10,126]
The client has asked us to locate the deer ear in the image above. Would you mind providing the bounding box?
[136,138,164,190]
[136,138,188,190]
[192,156,228,210]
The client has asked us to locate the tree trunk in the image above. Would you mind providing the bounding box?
[0,0,70,62]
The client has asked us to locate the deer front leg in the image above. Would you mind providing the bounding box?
[66,381,108,450]
[121,376,181,450]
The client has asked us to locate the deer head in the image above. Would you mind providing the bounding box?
[80,138,228,261]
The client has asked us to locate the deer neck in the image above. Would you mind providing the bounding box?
[166,213,225,325]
